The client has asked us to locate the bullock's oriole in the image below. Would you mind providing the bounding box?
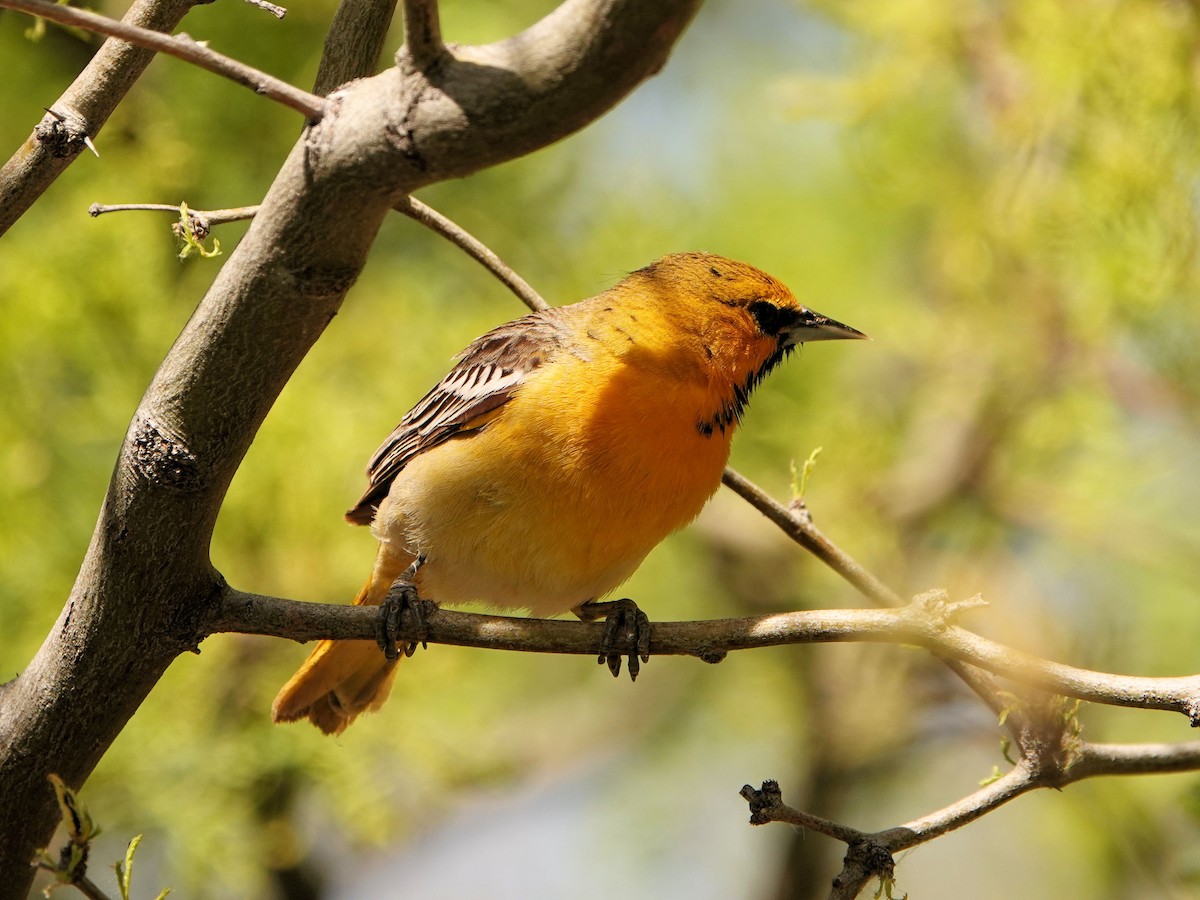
[273,252,865,734]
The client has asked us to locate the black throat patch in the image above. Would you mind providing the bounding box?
[695,344,793,437]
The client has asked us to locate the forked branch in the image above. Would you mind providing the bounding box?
[0,0,196,236]
[744,721,1200,900]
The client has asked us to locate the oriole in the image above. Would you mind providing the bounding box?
[273,252,865,734]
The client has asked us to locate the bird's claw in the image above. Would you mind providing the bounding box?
[577,597,650,681]
[375,578,428,661]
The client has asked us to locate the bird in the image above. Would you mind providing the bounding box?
[272,252,866,734]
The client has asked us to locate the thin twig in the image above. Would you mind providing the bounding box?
[721,467,900,606]
[721,466,1025,732]
[0,0,325,120]
[890,763,1036,847]
[402,0,444,69]
[0,0,196,238]
[32,864,114,900]
[746,735,1200,900]
[1072,741,1200,778]
[88,195,551,317]
[394,195,550,311]
[71,875,112,900]
[741,782,868,844]
[242,0,286,18]
[88,202,260,228]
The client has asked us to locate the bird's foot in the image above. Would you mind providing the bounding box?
[574,597,651,681]
[376,560,431,661]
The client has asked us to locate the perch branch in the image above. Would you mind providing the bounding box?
[212,588,1200,723]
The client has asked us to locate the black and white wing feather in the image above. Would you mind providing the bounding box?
[345,310,570,524]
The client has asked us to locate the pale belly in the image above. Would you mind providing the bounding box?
[371,362,735,616]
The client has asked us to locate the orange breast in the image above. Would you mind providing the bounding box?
[376,349,736,616]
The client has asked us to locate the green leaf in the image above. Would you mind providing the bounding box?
[176,203,222,260]
[790,446,823,501]
[114,834,142,900]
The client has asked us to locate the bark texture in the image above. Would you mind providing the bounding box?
[0,0,700,892]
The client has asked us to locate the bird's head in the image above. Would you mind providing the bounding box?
[614,253,866,433]
[629,251,866,350]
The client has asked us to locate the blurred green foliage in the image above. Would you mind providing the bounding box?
[3,0,1200,897]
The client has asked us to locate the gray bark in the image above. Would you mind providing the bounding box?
[0,0,700,892]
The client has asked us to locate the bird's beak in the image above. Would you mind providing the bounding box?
[783,309,869,346]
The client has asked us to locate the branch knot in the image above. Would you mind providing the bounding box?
[740,779,783,825]
[132,419,203,491]
[837,838,896,889]
[35,108,93,159]
[909,589,987,632]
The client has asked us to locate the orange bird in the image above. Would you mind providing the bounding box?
[273,252,865,734]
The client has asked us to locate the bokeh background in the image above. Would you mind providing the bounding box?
[4,0,1200,896]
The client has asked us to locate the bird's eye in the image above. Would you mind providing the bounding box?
[747,300,798,336]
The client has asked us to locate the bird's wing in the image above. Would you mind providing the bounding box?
[345,310,571,524]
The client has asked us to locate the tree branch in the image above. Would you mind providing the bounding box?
[313,0,399,95]
[209,587,1200,723]
[88,202,259,230]
[402,0,444,70]
[722,467,1027,734]
[0,2,702,892]
[1071,740,1200,778]
[745,739,1200,900]
[394,195,550,311]
[722,468,902,606]
[242,0,287,19]
[0,0,326,120]
[0,0,198,237]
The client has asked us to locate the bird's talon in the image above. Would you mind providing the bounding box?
[607,652,623,678]
[635,609,651,663]
[577,597,650,683]
[375,577,423,661]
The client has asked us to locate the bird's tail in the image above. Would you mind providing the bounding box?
[271,548,413,735]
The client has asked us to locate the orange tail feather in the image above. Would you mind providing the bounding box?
[272,549,413,735]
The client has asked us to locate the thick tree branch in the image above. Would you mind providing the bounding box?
[0,0,198,237]
[0,2,702,892]
[0,0,326,119]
